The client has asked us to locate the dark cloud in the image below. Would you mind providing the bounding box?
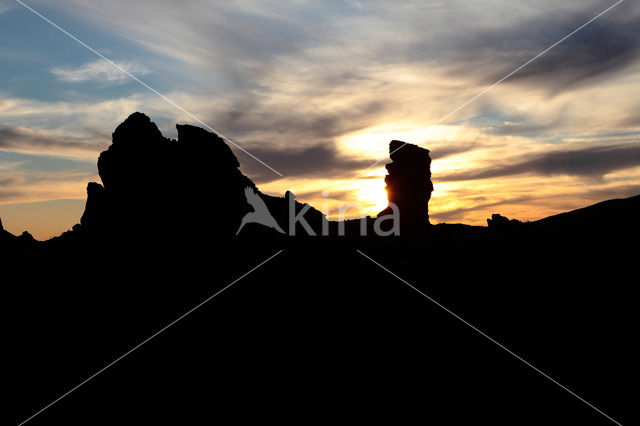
[211,99,388,182]
[426,7,640,94]
[429,142,477,160]
[437,143,640,181]
[237,142,375,183]
[584,184,640,201]
[0,176,17,186]
[84,128,112,144]
[0,128,105,153]
[215,100,385,141]
[498,18,640,90]
[0,189,23,201]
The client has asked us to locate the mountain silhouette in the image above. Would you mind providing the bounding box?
[1,113,637,425]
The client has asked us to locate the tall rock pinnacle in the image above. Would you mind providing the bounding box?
[378,140,433,229]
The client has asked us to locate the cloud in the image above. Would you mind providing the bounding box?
[215,98,385,143]
[420,2,640,94]
[0,189,23,202]
[50,60,150,83]
[238,142,376,183]
[499,15,640,90]
[0,154,96,205]
[429,142,477,160]
[0,127,106,156]
[438,143,640,181]
[0,91,201,158]
[583,183,640,201]
[0,177,17,188]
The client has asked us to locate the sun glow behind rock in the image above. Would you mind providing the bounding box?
[353,177,389,215]
[333,123,478,219]
[336,122,464,160]
[259,170,390,222]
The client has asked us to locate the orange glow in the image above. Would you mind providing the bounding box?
[353,178,389,216]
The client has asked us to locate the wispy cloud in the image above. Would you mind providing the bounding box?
[240,142,376,183]
[50,59,150,83]
[0,92,196,158]
[429,142,477,160]
[438,143,640,181]
[0,153,96,206]
[0,127,104,154]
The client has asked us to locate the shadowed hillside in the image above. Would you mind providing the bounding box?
[1,113,638,425]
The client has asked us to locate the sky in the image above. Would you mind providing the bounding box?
[1,0,640,240]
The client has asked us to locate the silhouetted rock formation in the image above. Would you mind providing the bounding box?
[78,112,327,240]
[487,213,523,228]
[18,231,35,242]
[378,140,433,230]
[79,112,254,238]
[0,218,38,250]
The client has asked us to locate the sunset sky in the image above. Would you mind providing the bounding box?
[1,0,640,239]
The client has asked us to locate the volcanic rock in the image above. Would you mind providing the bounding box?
[378,140,433,230]
[78,112,324,240]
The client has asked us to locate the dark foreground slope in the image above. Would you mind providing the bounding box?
[1,114,638,425]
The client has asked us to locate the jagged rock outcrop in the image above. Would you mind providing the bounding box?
[18,231,35,241]
[0,217,37,249]
[80,112,256,238]
[378,140,433,229]
[487,214,523,228]
[78,112,325,239]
